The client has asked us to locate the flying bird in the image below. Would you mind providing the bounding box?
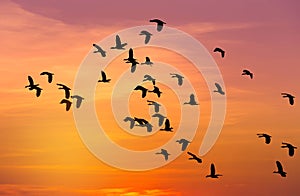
[281,93,295,105]
[57,83,71,99]
[40,71,54,83]
[213,83,225,95]
[143,75,156,85]
[139,30,152,44]
[134,85,148,98]
[98,71,111,83]
[242,69,253,79]
[273,161,287,177]
[160,119,173,132]
[187,152,202,163]
[92,43,106,57]
[141,57,153,66]
[257,133,272,144]
[206,163,222,178]
[123,116,135,129]
[213,47,225,58]
[149,86,162,98]
[110,35,127,50]
[155,149,170,161]
[184,94,198,105]
[70,95,84,108]
[149,19,166,32]
[25,76,42,97]
[152,113,166,126]
[281,142,297,157]
[147,100,161,113]
[60,99,72,111]
[170,73,184,86]
[176,139,191,151]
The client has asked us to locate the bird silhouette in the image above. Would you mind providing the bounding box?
[139,30,152,44]
[213,83,225,95]
[60,99,72,111]
[149,19,166,32]
[123,116,135,129]
[70,95,84,108]
[141,57,153,66]
[273,161,287,177]
[147,100,161,113]
[281,142,297,157]
[98,71,111,83]
[242,69,253,79]
[257,133,272,144]
[152,113,166,126]
[170,73,184,86]
[143,75,156,85]
[160,119,173,132]
[176,139,191,151]
[40,71,54,83]
[155,149,170,161]
[92,43,106,57]
[134,85,148,98]
[57,83,71,99]
[281,93,295,105]
[110,35,127,50]
[25,76,42,97]
[184,94,198,105]
[187,152,202,163]
[206,163,222,178]
[149,86,162,98]
[213,47,225,58]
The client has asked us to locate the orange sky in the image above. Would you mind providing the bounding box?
[1,0,300,195]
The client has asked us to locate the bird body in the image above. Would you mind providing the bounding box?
[257,133,272,144]
[213,47,225,58]
[92,44,106,57]
[149,19,166,32]
[206,163,222,178]
[160,119,173,132]
[111,35,127,50]
[184,94,198,105]
[98,71,111,83]
[281,93,295,105]
[273,161,287,177]
[281,142,297,157]
[170,73,184,86]
[40,71,54,83]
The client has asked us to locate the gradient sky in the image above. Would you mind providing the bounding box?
[1,0,300,195]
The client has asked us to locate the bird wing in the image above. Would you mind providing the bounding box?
[213,48,221,52]
[116,35,121,46]
[101,71,107,81]
[210,164,216,175]
[149,19,161,23]
[28,76,34,86]
[276,161,283,172]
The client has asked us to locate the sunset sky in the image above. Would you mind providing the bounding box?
[1,0,300,195]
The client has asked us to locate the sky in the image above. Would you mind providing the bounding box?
[1,0,300,195]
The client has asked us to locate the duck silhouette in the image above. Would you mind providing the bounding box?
[92,43,106,57]
[273,161,287,177]
[206,163,222,178]
[155,149,170,161]
[98,71,111,83]
[184,94,198,105]
[257,133,272,144]
[149,19,166,32]
[40,71,54,83]
[281,142,297,157]
[139,30,153,44]
[160,119,173,132]
[176,139,191,151]
[213,47,225,58]
[110,35,127,50]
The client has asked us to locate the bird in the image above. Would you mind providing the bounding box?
[273,161,287,177]
[187,152,202,163]
[40,71,54,83]
[281,93,295,105]
[213,47,225,58]
[149,19,166,32]
[98,71,111,83]
[25,76,42,97]
[152,113,166,126]
[170,73,184,86]
[213,83,225,95]
[155,149,170,161]
[141,57,153,66]
[160,119,173,132]
[70,95,84,108]
[110,35,127,50]
[148,86,162,98]
[176,139,191,151]
[57,83,71,99]
[242,69,253,79]
[143,75,156,85]
[134,85,148,98]
[127,59,139,73]
[123,117,135,129]
[123,48,136,62]
[281,142,297,157]
[147,100,161,113]
[257,133,272,144]
[60,99,72,111]
[184,94,198,105]
[206,163,222,178]
[92,43,106,57]
[139,30,152,44]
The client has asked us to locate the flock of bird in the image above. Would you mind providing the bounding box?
[25,18,297,179]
